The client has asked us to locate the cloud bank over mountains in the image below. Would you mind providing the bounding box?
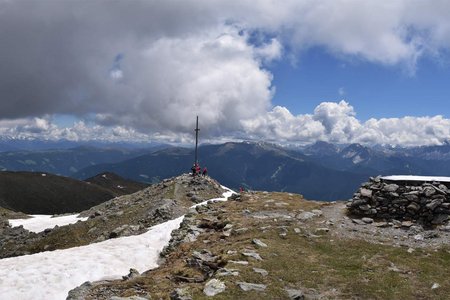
[3,101,450,147]
[1,0,450,146]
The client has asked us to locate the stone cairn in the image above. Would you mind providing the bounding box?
[347,176,450,227]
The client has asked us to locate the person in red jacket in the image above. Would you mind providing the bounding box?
[202,167,208,176]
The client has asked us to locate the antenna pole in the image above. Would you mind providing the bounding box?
[194,116,199,164]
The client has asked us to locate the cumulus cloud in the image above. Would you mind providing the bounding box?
[241,101,450,147]
[1,1,450,145]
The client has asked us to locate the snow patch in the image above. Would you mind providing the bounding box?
[9,214,88,233]
[0,216,183,300]
[270,165,283,179]
[381,175,450,182]
[2,187,235,300]
[191,186,234,208]
[342,150,356,158]
[352,155,364,164]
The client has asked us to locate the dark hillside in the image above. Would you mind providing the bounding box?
[0,171,146,214]
[84,172,149,195]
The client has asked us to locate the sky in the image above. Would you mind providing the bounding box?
[1,0,450,146]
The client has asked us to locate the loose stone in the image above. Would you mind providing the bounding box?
[237,282,267,292]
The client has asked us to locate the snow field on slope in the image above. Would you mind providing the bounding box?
[1,188,234,300]
[9,214,88,233]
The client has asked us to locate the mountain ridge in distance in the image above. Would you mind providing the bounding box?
[0,171,148,214]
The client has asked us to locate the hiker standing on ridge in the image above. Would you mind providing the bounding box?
[202,167,208,176]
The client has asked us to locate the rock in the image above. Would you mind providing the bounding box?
[352,218,366,225]
[190,195,202,203]
[170,287,192,300]
[122,268,140,280]
[414,234,424,241]
[360,188,372,198]
[192,249,216,262]
[315,227,329,233]
[109,224,142,239]
[404,193,419,202]
[235,227,249,233]
[438,184,449,193]
[407,248,415,253]
[401,221,413,228]
[66,281,93,300]
[361,217,373,224]
[241,250,262,261]
[358,204,371,211]
[426,199,442,211]
[253,268,268,276]
[431,214,448,225]
[203,279,226,296]
[431,283,440,290]
[374,222,390,228]
[216,268,239,277]
[294,228,301,233]
[409,225,423,234]
[110,296,149,300]
[296,212,315,221]
[406,202,420,213]
[349,199,367,207]
[285,288,305,300]
[424,231,439,239]
[311,209,323,216]
[229,260,249,265]
[252,239,268,248]
[383,184,399,193]
[423,186,436,197]
[237,282,267,292]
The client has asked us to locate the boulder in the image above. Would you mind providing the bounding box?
[203,279,226,296]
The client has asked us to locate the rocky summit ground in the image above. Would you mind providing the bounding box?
[68,190,450,300]
[0,174,224,259]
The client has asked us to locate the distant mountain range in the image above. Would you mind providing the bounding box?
[0,146,162,177]
[2,140,450,201]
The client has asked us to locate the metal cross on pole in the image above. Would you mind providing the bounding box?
[194,116,200,164]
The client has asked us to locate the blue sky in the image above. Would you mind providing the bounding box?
[1,1,450,146]
[270,47,450,120]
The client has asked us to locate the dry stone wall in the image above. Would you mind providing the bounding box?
[347,176,450,227]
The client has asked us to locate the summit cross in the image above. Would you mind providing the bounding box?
[194,116,200,164]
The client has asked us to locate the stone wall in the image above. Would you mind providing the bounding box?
[347,176,450,227]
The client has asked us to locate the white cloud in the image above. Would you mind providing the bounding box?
[2,101,450,147]
[241,101,450,146]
